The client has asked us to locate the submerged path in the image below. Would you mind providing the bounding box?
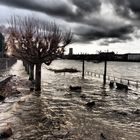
[0,60,140,140]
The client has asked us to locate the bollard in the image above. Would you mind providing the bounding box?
[109,80,114,88]
[127,80,129,85]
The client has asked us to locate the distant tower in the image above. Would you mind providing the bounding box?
[69,48,73,55]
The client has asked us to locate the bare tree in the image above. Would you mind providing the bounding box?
[7,16,72,91]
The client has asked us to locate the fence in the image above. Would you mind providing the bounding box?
[0,58,17,71]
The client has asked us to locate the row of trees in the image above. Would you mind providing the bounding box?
[7,16,72,91]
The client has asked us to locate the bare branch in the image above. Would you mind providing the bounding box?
[7,16,73,65]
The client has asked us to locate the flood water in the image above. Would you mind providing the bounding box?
[0,60,140,140]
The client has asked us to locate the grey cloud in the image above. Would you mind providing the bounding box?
[124,0,140,16]
[0,0,137,44]
[72,0,101,13]
[110,0,140,19]
[100,37,132,46]
[74,24,133,43]
[0,0,102,21]
[0,0,78,19]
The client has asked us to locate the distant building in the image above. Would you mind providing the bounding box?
[99,51,115,60]
[69,48,73,55]
[127,53,140,61]
[115,54,127,61]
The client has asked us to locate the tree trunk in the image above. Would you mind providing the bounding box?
[29,64,34,81]
[35,63,42,91]
[27,64,30,74]
[24,62,29,74]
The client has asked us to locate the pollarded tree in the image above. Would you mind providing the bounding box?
[7,16,72,91]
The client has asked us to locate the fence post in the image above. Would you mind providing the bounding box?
[82,59,85,79]
[103,60,107,85]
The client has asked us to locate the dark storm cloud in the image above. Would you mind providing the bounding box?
[74,24,133,43]
[0,0,79,19]
[72,0,101,13]
[100,36,132,46]
[110,0,140,19]
[0,0,102,21]
[128,0,140,14]
[0,0,136,44]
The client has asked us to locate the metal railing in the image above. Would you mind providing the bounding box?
[85,71,139,88]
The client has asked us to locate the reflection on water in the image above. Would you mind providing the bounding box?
[0,60,140,140]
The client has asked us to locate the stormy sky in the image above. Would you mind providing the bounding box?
[0,0,140,54]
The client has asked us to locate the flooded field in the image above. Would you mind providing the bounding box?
[0,60,140,140]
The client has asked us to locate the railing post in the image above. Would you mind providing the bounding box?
[103,60,107,85]
[82,59,85,79]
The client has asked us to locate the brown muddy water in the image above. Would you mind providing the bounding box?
[0,60,140,140]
